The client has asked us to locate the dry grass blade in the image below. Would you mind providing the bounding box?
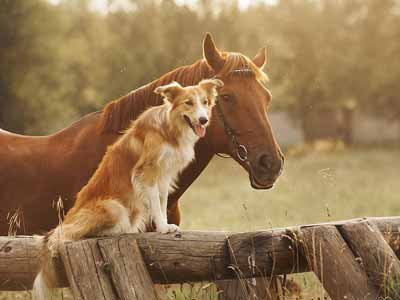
[7,207,23,237]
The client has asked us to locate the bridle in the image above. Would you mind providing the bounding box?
[212,68,258,163]
[214,95,249,162]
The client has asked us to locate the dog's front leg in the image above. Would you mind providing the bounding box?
[148,184,180,234]
[158,180,170,223]
[132,133,180,234]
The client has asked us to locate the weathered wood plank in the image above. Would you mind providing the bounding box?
[341,220,400,299]
[98,237,158,300]
[220,230,293,300]
[1,217,400,291]
[59,239,117,300]
[227,229,307,278]
[0,236,39,291]
[299,225,379,300]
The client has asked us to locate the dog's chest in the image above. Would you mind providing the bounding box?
[160,143,194,175]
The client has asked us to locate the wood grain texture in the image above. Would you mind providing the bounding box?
[341,220,400,299]
[59,239,117,300]
[0,235,39,291]
[98,237,158,300]
[1,217,400,292]
[299,225,379,300]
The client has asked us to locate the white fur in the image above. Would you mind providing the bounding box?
[194,92,209,122]
[32,271,53,300]
[130,132,196,234]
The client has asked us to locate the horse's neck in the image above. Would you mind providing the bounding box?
[48,60,215,200]
[51,112,119,165]
[99,59,214,134]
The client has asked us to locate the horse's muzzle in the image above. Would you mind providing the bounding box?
[249,152,284,189]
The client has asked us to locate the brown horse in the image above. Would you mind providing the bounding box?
[0,33,284,235]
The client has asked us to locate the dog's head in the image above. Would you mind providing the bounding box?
[155,79,223,138]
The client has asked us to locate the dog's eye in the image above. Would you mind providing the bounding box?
[185,100,193,106]
[203,99,208,105]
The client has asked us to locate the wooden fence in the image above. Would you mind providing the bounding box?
[1,216,400,299]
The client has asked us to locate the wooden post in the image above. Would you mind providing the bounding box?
[98,237,159,300]
[298,225,379,300]
[216,230,298,300]
[59,239,117,300]
[60,237,158,300]
[341,220,400,299]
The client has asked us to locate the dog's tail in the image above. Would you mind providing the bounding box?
[32,227,68,300]
[33,269,53,300]
[32,208,109,299]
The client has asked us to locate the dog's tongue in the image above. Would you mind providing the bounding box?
[194,124,206,138]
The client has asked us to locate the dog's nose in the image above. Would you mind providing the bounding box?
[199,117,208,125]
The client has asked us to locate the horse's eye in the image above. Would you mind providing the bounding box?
[185,100,193,106]
[220,94,231,102]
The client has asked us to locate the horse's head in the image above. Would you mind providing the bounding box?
[203,34,284,189]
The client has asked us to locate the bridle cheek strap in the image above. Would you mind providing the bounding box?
[214,98,248,162]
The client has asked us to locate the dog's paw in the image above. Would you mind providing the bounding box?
[156,223,180,234]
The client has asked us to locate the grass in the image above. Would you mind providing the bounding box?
[180,146,400,231]
[172,146,400,299]
[2,146,400,299]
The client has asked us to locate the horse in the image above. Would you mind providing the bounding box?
[0,33,284,235]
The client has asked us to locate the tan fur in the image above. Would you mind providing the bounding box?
[33,79,223,300]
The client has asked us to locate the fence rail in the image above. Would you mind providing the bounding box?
[1,216,400,300]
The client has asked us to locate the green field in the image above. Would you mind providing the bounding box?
[180,147,400,232]
[2,147,399,300]
[176,146,400,299]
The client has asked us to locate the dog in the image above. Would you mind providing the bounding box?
[32,78,223,300]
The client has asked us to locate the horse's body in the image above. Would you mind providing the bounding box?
[0,34,283,235]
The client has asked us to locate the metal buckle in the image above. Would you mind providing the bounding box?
[236,144,248,162]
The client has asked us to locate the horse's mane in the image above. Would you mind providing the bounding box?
[99,52,268,134]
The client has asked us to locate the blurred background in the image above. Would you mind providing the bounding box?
[1,0,399,299]
[1,0,400,141]
[1,0,399,227]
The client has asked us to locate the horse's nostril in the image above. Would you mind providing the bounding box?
[259,154,273,170]
[258,154,284,174]
[199,117,208,125]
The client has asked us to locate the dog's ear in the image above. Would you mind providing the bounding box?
[199,79,223,106]
[199,79,223,94]
[154,81,183,103]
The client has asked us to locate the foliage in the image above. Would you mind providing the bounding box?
[0,0,399,136]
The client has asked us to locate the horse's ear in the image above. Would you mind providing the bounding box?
[252,47,268,69]
[154,81,183,103]
[203,33,224,73]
